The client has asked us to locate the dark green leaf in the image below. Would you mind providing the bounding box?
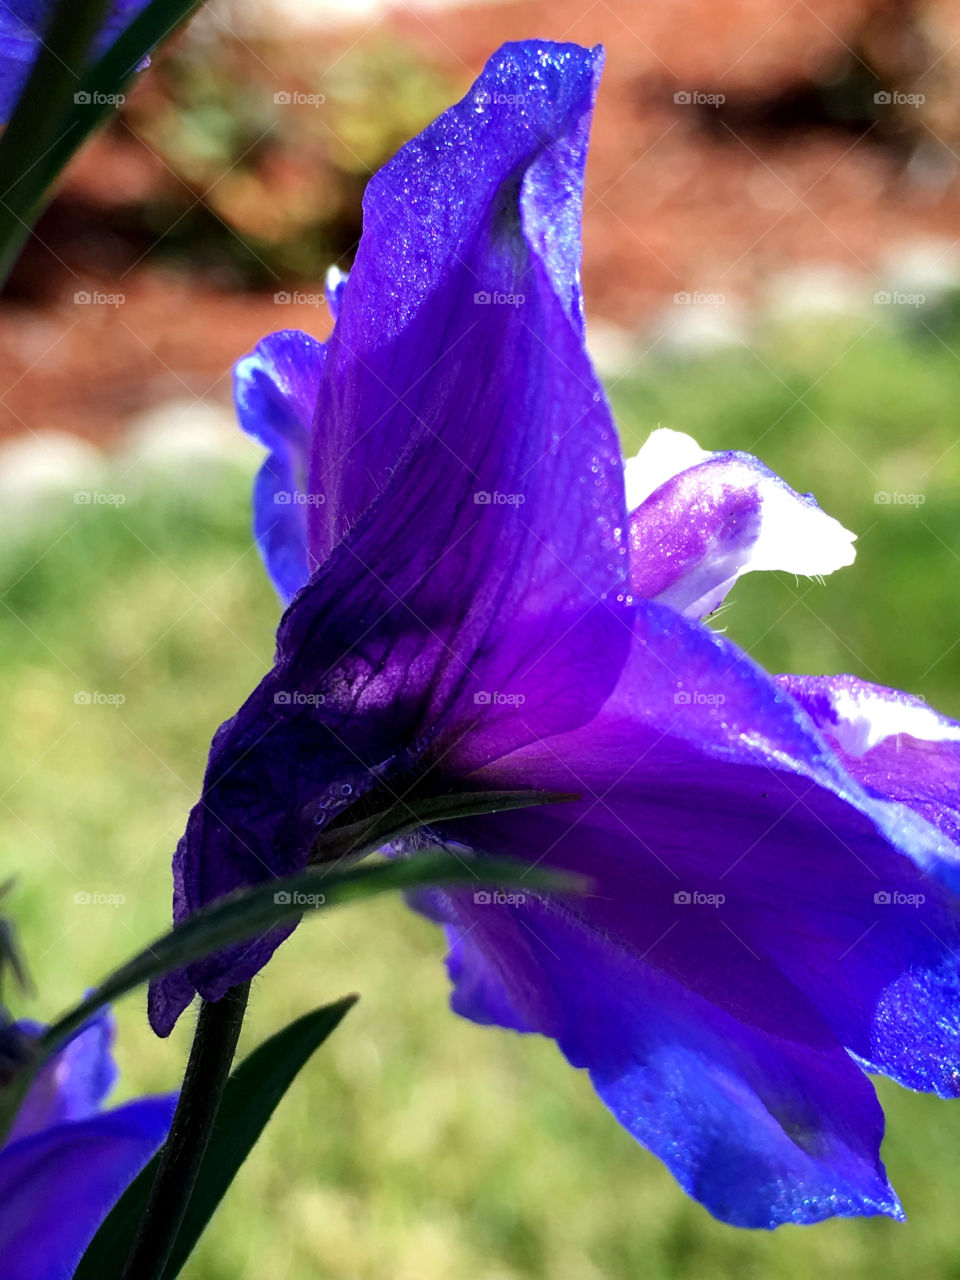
[311,788,580,861]
[75,996,357,1279]
[40,853,584,1057]
[0,0,205,284]
[0,0,112,281]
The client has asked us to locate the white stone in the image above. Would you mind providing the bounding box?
[119,399,259,486]
[0,432,106,537]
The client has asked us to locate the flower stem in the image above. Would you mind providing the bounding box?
[120,982,250,1280]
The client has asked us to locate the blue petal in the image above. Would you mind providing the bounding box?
[446,600,960,1080]
[150,40,627,1035]
[8,1007,117,1142]
[233,330,326,603]
[408,599,960,1218]
[422,882,900,1227]
[305,40,604,566]
[0,1095,175,1279]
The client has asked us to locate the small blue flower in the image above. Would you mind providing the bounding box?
[0,0,150,122]
[0,1007,174,1279]
[150,40,960,1228]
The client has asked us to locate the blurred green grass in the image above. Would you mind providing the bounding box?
[2,309,960,1280]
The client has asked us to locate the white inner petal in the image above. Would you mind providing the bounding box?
[624,428,710,509]
[740,474,856,578]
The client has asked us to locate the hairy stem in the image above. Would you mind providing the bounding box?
[120,982,250,1280]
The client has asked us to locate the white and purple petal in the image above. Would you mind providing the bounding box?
[324,265,349,319]
[779,673,960,852]
[626,429,856,617]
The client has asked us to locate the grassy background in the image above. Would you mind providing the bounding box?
[2,308,960,1279]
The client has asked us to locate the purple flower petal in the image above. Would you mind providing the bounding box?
[0,1095,175,1279]
[233,330,326,603]
[626,429,856,617]
[150,41,630,1036]
[421,884,900,1227]
[0,1009,174,1279]
[304,41,604,568]
[404,601,960,1212]
[157,36,960,1229]
[7,1007,117,1143]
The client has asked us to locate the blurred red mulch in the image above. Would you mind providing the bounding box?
[3,0,960,442]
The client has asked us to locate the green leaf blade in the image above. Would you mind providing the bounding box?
[0,0,206,285]
[311,788,580,862]
[75,995,358,1279]
[40,854,585,1056]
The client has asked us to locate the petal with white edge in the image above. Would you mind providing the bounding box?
[778,672,960,858]
[780,672,960,757]
[626,429,856,618]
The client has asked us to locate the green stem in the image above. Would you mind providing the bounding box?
[120,982,250,1280]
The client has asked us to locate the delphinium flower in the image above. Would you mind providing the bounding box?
[149,41,960,1227]
[0,0,149,121]
[0,1006,174,1279]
